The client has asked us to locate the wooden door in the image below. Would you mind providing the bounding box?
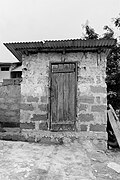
[50,62,77,131]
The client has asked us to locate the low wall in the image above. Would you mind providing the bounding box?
[0,62,108,149]
[0,82,21,128]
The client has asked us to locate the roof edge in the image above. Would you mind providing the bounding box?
[4,38,117,61]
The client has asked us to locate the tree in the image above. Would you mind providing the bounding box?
[83,24,99,39]
[106,46,120,109]
[103,26,114,39]
[83,24,114,40]
[114,14,120,28]
[105,14,120,109]
[83,22,120,110]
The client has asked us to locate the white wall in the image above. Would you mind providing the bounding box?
[0,70,10,83]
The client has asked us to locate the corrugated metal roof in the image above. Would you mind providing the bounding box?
[4,38,117,61]
[12,65,22,72]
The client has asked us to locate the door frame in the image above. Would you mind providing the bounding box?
[48,61,78,130]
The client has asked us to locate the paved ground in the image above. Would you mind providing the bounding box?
[0,140,120,180]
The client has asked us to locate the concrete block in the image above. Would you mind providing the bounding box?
[38,104,48,111]
[6,98,15,103]
[10,116,20,123]
[78,76,94,84]
[96,96,101,104]
[2,122,20,128]
[31,114,47,121]
[79,95,94,104]
[90,85,106,93]
[10,104,19,110]
[20,111,32,123]
[39,122,48,130]
[5,111,16,116]
[27,136,35,142]
[91,105,107,112]
[80,124,88,131]
[21,103,34,111]
[39,137,51,144]
[90,124,106,132]
[0,116,11,122]
[79,113,94,122]
[78,104,88,112]
[20,122,35,129]
[27,96,39,102]
[4,116,19,123]
[41,96,48,103]
[94,112,107,124]
[11,134,22,141]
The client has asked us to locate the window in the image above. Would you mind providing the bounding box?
[1,66,9,71]
[11,71,22,78]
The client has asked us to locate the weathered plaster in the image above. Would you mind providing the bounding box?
[20,51,107,145]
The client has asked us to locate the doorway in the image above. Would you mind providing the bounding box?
[49,62,77,131]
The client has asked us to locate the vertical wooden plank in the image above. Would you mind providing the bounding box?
[63,64,69,122]
[75,62,77,121]
[72,72,75,121]
[57,72,64,122]
[51,73,58,122]
[57,63,64,122]
[68,72,75,122]
[56,72,59,122]
[68,73,71,121]
[49,62,52,129]
[63,72,69,122]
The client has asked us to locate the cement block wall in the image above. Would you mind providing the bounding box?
[20,53,61,130]
[77,52,107,133]
[0,84,21,127]
[20,52,107,135]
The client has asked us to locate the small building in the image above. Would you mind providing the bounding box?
[0,62,12,84]
[0,62,22,84]
[11,63,22,79]
[4,38,116,148]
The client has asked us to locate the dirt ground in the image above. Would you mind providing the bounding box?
[0,140,120,180]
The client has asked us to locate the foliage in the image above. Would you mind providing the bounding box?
[103,26,114,39]
[114,15,120,28]
[83,25,99,39]
[106,14,120,109]
[83,21,120,109]
[83,24,114,40]
[106,45,120,108]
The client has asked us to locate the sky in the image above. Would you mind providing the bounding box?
[0,0,120,62]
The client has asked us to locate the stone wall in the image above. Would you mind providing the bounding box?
[0,84,21,127]
[20,52,107,136]
[20,53,62,130]
[76,52,107,133]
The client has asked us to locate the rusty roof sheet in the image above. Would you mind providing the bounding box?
[4,38,117,61]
